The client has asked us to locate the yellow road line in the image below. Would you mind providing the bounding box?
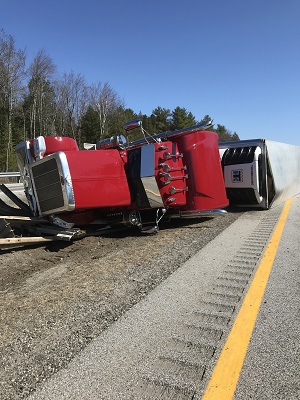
[145,189,161,197]
[202,198,293,400]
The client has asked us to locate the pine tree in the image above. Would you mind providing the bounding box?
[171,106,196,130]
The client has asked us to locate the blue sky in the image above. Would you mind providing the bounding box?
[1,0,300,145]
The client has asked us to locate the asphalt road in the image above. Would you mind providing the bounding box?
[27,196,300,400]
[233,196,300,400]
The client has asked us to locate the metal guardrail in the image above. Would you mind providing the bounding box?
[0,172,21,177]
[0,172,21,183]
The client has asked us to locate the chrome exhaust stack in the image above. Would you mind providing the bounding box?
[89,120,213,152]
[124,120,213,149]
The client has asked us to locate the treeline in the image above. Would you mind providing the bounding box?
[0,29,239,171]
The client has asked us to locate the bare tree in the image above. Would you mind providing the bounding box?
[0,29,26,170]
[89,81,123,139]
[28,49,56,137]
[54,71,88,142]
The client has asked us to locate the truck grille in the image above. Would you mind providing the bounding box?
[31,157,65,214]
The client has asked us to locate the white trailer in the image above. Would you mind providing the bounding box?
[219,139,300,209]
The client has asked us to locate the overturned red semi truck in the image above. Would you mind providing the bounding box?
[15,120,228,232]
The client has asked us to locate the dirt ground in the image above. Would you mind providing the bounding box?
[0,211,241,399]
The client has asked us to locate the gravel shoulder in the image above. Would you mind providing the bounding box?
[0,211,241,399]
